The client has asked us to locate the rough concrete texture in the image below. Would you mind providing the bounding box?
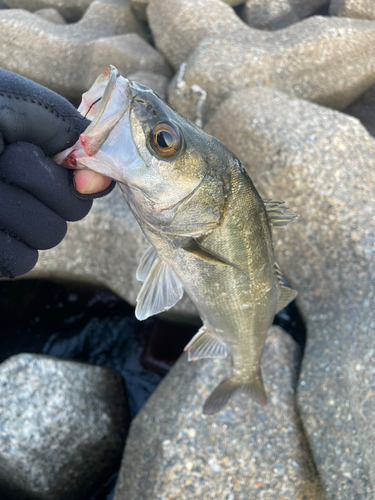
[2,0,147,43]
[127,71,170,100]
[0,2,170,102]
[205,87,375,498]
[242,0,327,30]
[28,186,198,320]
[134,0,244,22]
[330,0,375,19]
[4,0,92,22]
[77,0,147,39]
[147,0,249,69]
[344,104,375,137]
[137,0,243,21]
[222,0,245,5]
[85,34,171,95]
[114,327,325,500]
[168,15,375,123]
[130,0,148,21]
[35,7,67,23]
[0,353,128,500]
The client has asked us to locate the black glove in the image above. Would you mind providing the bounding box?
[0,69,115,279]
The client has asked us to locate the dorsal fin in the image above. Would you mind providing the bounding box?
[263,199,298,227]
[184,325,227,361]
[274,262,298,312]
[135,257,184,320]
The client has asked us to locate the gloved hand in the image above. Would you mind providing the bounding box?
[0,69,115,279]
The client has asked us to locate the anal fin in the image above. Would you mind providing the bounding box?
[203,371,267,415]
[184,325,227,361]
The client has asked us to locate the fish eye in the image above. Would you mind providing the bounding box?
[150,122,182,158]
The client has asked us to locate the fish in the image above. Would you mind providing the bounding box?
[55,66,298,415]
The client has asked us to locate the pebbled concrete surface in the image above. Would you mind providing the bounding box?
[168,15,375,123]
[148,0,248,70]
[330,0,375,19]
[0,0,171,102]
[0,353,128,500]
[3,0,92,22]
[242,0,327,30]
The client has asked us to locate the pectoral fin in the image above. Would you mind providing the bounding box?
[184,325,227,361]
[135,257,184,320]
[136,245,159,282]
[182,239,231,267]
[203,371,267,415]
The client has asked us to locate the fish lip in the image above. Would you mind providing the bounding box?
[85,65,120,129]
[53,72,142,181]
[78,65,120,120]
[78,75,133,157]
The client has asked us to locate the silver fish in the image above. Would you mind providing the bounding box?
[55,66,297,414]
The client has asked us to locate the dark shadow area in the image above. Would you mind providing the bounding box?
[315,2,330,16]
[233,3,245,17]
[146,20,155,47]
[274,300,306,349]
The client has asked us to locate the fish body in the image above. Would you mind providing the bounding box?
[55,66,297,414]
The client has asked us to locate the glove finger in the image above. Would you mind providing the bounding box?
[0,181,67,250]
[0,142,93,221]
[0,230,38,279]
[0,69,90,157]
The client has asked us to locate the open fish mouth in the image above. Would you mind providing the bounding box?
[54,65,143,183]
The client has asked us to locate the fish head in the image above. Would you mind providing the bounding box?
[55,66,231,229]
[121,80,211,210]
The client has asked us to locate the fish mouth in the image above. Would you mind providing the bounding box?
[79,66,131,157]
[54,66,142,183]
[78,65,121,121]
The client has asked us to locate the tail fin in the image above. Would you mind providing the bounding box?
[203,372,267,415]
